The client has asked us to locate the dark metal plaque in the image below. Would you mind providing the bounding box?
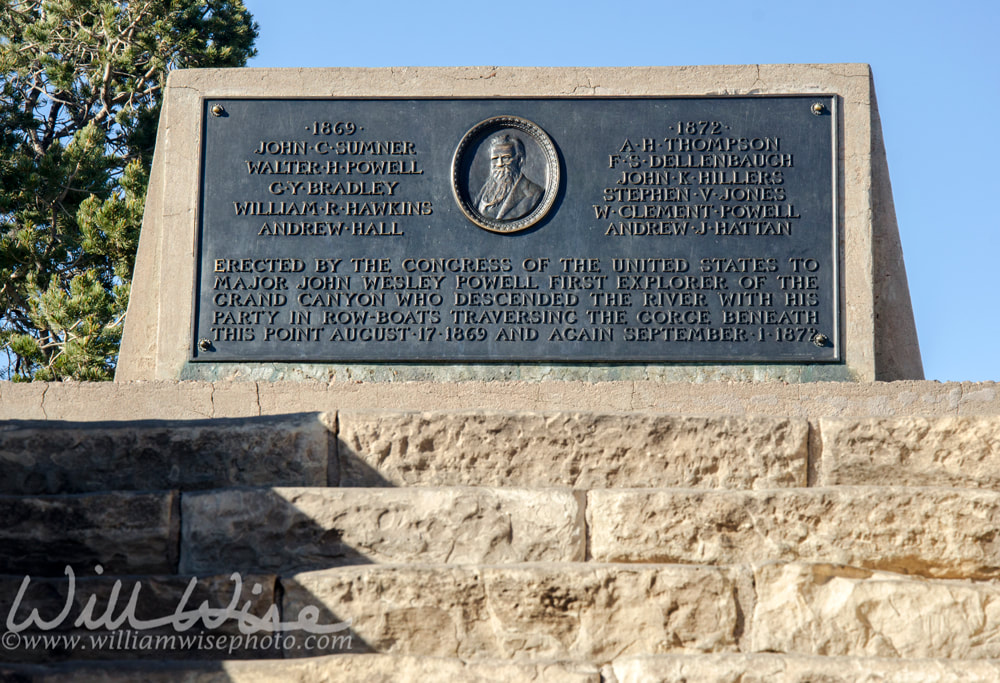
[193,97,839,363]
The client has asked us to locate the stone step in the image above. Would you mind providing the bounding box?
[0,563,744,664]
[752,562,1000,660]
[180,487,585,574]
[819,416,1000,488]
[0,491,179,575]
[0,413,332,494]
[0,655,600,682]
[284,562,1000,662]
[339,411,1000,490]
[7,652,1000,683]
[588,486,1000,579]
[337,411,809,489]
[7,562,1000,664]
[0,573,277,663]
[5,409,999,494]
[11,484,999,581]
[611,653,1000,682]
[282,563,747,661]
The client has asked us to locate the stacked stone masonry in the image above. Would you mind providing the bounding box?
[3,395,1000,681]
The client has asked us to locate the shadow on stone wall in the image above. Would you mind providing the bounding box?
[0,413,378,675]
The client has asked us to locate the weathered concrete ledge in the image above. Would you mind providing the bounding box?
[180,487,585,574]
[1,380,997,421]
[589,487,1000,579]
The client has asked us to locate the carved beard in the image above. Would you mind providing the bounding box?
[479,165,518,211]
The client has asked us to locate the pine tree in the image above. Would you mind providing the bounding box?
[0,0,257,380]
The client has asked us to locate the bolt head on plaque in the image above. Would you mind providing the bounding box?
[451,116,560,234]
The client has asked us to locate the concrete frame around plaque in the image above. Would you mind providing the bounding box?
[116,65,922,383]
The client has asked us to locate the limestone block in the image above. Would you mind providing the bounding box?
[752,563,1000,659]
[1,655,600,682]
[0,573,276,663]
[231,656,601,683]
[612,653,1000,682]
[820,416,1000,487]
[588,487,1000,579]
[338,412,808,489]
[0,413,331,495]
[180,487,584,574]
[281,563,740,661]
[0,491,178,575]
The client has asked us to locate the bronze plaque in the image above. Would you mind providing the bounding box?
[194,97,838,363]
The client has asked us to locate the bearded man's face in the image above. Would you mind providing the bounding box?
[480,144,522,209]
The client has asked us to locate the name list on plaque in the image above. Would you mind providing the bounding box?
[194,96,839,363]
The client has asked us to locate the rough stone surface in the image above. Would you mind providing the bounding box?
[752,563,1000,659]
[588,487,1000,579]
[0,656,600,682]
[819,416,1000,487]
[282,563,740,660]
[612,653,1000,682]
[180,488,585,574]
[0,413,331,494]
[338,411,807,489]
[0,492,178,575]
[7,383,1000,670]
[0,573,277,662]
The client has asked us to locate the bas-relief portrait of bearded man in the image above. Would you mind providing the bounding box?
[474,133,544,221]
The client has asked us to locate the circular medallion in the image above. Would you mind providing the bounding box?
[451,116,560,233]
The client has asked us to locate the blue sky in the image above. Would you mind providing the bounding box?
[242,0,1000,382]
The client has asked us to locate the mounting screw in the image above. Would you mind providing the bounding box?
[198,338,213,351]
[211,104,225,117]
[811,102,826,116]
[812,333,829,348]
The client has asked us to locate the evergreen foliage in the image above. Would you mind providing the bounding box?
[0,0,257,380]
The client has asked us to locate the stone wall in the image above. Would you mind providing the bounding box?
[1,383,999,680]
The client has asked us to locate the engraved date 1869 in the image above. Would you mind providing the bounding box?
[309,121,358,135]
